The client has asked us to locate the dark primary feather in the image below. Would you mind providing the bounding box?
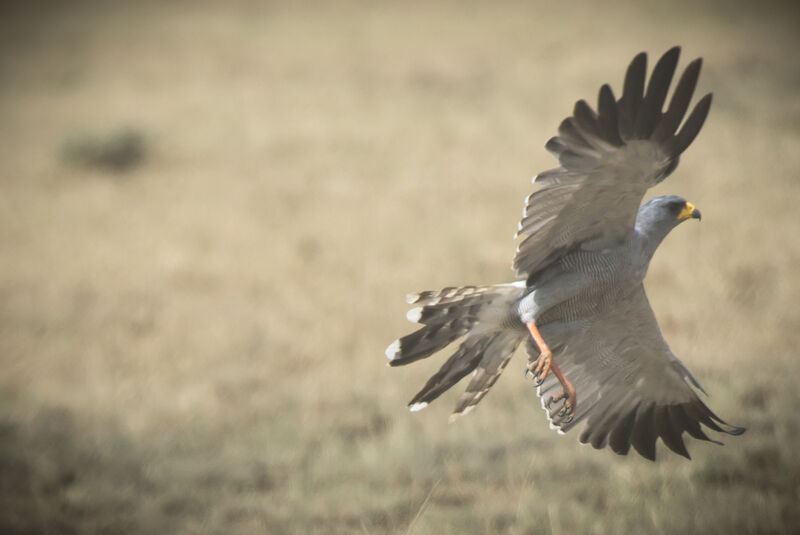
[572,100,602,145]
[597,84,622,147]
[618,51,647,141]
[629,404,657,461]
[634,47,679,138]
[608,410,636,455]
[652,58,702,143]
[666,93,712,157]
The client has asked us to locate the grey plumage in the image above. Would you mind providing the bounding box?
[386,47,744,460]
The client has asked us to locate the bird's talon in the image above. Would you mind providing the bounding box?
[526,351,552,385]
[560,397,576,420]
[547,389,576,420]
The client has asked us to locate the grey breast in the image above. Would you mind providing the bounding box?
[528,236,647,325]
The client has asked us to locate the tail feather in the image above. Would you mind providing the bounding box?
[408,293,504,326]
[450,331,523,420]
[387,283,527,417]
[407,285,500,306]
[386,317,474,366]
[407,333,496,407]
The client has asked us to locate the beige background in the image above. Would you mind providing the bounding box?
[1,1,798,533]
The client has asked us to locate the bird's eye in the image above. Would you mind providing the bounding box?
[668,202,683,212]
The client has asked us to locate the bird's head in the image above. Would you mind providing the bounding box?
[636,195,701,246]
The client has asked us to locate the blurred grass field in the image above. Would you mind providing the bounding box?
[1,1,800,533]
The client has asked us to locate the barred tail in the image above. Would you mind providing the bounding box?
[386,283,527,419]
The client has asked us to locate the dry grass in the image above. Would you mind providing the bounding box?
[1,1,799,533]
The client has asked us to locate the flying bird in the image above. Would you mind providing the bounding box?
[386,47,744,460]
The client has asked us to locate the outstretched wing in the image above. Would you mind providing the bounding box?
[514,47,711,280]
[532,285,744,460]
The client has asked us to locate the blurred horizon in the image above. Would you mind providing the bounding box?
[1,1,799,533]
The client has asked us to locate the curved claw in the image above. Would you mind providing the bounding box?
[547,389,576,422]
[546,391,564,412]
[557,396,576,421]
[525,350,552,386]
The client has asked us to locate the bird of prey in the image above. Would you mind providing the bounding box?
[386,47,744,460]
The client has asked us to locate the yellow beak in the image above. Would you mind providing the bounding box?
[678,201,702,221]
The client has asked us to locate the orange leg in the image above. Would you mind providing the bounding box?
[525,322,577,419]
[525,322,553,380]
